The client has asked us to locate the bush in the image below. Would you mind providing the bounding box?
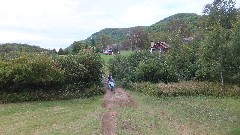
[0,85,103,103]
[0,51,104,103]
[56,51,103,88]
[129,81,240,97]
[0,53,64,91]
[135,58,178,83]
[130,82,157,96]
[108,51,178,84]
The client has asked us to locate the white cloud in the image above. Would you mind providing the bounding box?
[0,0,239,49]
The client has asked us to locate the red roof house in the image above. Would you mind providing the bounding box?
[150,41,170,53]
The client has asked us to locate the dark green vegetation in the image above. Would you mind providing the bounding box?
[108,0,240,90]
[0,43,57,54]
[109,50,240,96]
[0,50,103,103]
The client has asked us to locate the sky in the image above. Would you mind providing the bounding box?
[0,0,239,50]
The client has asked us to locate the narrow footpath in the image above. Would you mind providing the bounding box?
[101,87,136,135]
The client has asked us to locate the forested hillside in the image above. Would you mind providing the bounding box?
[65,13,201,52]
[0,43,53,53]
[0,43,57,55]
[85,13,200,44]
[148,13,201,33]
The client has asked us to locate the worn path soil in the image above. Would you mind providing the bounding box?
[101,87,136,135]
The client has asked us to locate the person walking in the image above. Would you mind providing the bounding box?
[107,75,115,91]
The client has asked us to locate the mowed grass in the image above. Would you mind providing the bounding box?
[115,91,240,135]
[101,50,133,75]
[101,50,133,63]
[0,97,103,135]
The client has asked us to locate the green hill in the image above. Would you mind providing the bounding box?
[85,26,147,43]
[86,13,201,43]
[66,13,202,51]
[148,13,201,33]
[0,43,54,54]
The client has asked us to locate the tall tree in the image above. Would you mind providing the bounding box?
[58,48,64,55]
[127,27,148,50]
[99,33,113,49]
[197,24,229,84]
[229,19,240,84]
[203,0,238,30]
[197,0,239,85]
[72,41,84,54]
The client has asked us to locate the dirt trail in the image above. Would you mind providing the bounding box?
[101,87,136,135]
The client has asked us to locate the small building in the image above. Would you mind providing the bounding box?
[150,41,170,53]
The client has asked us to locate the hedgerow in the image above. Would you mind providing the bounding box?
[130,81,240,97]
[0,51,103,103]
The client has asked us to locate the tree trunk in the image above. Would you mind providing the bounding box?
[220,71,224,86]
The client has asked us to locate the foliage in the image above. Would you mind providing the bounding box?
[135,56,176,83]
[229,19,240,84]
[196,0,239,85]
[202,0,238,29]
[130,81,240,97]
[0,53,64,91]
[0,51,104,102]
[0,43,54,54]
[56,52,103,88]
[166,38,198,81]
[85,27,147,45]
[58,48,69,55]
[108,51,178,84]
[72,41,85,54]
[148,13,201,34]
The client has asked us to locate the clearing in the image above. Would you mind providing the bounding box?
[0,87,239,134]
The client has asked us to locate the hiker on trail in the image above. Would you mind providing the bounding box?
[107,75,115,91]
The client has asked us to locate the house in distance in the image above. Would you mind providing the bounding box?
[150,41,170,53]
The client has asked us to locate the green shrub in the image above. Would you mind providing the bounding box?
[56,51,103,88]
[0,51,104,103]
[108,51,178,84]
[0,85,103,103]
[130,82,158,96]
[129,81,240,97]
[0,54,64,91]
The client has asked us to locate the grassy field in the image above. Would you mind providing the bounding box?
[100,50,133,63]
[0,97,103,135]
[1,90,239,134]
[116,91,240,135]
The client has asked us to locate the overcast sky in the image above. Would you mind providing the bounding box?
[0,0,239,50]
